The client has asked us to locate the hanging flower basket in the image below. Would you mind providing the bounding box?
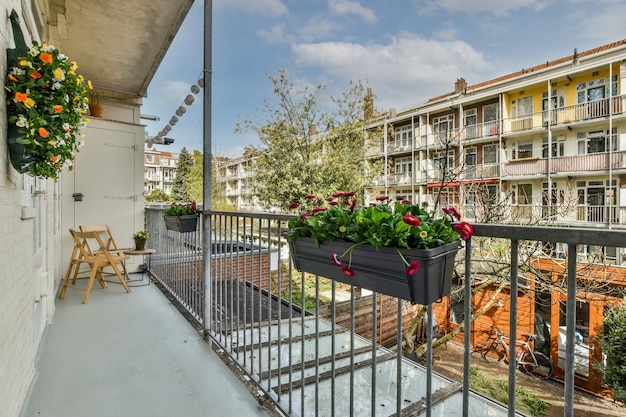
[5,20,91,179]
[164,214,198,233]
[287,235,460,305]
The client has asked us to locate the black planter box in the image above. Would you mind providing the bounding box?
[163,215,198,233]
[287,236,460,305]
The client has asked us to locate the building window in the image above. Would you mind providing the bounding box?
[577,129,617,155]
[542,137,564,158]
[146,155,154,163]
[433,114,454,140]
[434,150,455,169]
[513,96,533,117]
[160,158,169,166]
[483,144,498,164]
[394,125,413,148]
[512,140,533,159]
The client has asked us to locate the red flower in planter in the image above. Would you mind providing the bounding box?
[405,261,420,276]
[341,265,355,277]
[453,222,474,240]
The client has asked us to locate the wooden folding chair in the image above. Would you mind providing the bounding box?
[60,229,131,303]
[80,225,131,281]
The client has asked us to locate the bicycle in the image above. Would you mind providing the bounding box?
[479,326,554,380]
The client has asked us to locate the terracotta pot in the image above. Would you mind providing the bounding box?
[88,104,104,118]
[287,235,460,305]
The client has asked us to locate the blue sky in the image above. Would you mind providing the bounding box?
[140,0,626,158]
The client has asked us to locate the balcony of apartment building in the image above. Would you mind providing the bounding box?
[504,94,626,136]
[22,207,626,416]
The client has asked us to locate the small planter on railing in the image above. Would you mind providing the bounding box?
[163,201,199,233]
[285,193,474,305]
[163,214,198,233]
[287,235,460,305]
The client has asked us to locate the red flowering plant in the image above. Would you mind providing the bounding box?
[286,193,474,277]
[163,200,198,216]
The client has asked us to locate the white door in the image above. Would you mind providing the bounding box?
[63,119,144,265]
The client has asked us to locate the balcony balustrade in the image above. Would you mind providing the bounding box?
[140,206,625,417]
[503,151,626,177]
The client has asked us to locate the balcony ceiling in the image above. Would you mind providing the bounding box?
[53,0,194,98]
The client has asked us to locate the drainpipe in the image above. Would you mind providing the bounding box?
[202,0,213,341]
[608,60,614,228]
[547,79,553,218]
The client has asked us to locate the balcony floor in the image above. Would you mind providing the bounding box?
[19,274,271,417]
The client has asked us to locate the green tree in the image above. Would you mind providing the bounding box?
[171,147,193,201]
[144,188,170,202]
[187,150,203,202]
[593,299,626,405]
[237,69,381,211]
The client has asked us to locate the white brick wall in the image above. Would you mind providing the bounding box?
[0,3,61,417]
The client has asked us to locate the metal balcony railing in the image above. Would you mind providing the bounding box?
[144,207,626,417]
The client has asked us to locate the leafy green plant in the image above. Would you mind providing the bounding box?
[593,299,626,406]
[132,230,149,239]
[286,193,473,276]
[164,200,198,216]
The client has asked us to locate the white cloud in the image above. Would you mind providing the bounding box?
[214,0,288,18]
[328,0,377,24]
[414,0,545,17]
[258,23,293,44]
[297,16,342,42]
[291,33,490,110]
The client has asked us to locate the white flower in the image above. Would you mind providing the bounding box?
[16,115,28,128]
[51,82,62,90]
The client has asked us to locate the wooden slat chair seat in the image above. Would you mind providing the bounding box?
[60,229,131,304]
[80,225,131,281]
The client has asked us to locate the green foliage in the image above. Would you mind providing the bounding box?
[469,367,548,416]
[593,299,626,406]
[237,69,382,210]
[163,201,198,216]
[187,150,203,202]
[171,147,193,201]
[145,189,170,202]
[287,193,471,251]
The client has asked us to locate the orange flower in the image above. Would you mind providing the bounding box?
[15,92,28,102]
[53,105,63,113]
[39,53,53,64]
[50,156,59,162]
[8,74,18,82]
[38,127,49,138]
[30,70,42,80]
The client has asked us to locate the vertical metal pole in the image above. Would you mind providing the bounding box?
[202,0,213,341]
[462,237,472,417]
[426,303,433,417]
[564,244,577,417]
[508,240,519,417]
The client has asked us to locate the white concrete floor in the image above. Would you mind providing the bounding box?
[19,274,271,417]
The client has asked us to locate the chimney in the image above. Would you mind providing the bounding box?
[454,78,467,94]
[364,87,374,120]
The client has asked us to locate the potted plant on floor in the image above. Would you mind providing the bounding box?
[132,230,149,250]
[286,193,474,305]
[163,200,199,233]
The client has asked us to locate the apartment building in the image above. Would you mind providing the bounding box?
[217,39,626,247]
[215,152,261,211]
[144,148,178,195]
[366,39,626,263]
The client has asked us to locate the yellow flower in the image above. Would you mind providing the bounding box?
[24,98,36,109]
[70,61,78,71]
[87,80,93,89]
[48,140,56,146]
[19,59,29,66]
[53,68,64,79]
[419,231,428,239]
